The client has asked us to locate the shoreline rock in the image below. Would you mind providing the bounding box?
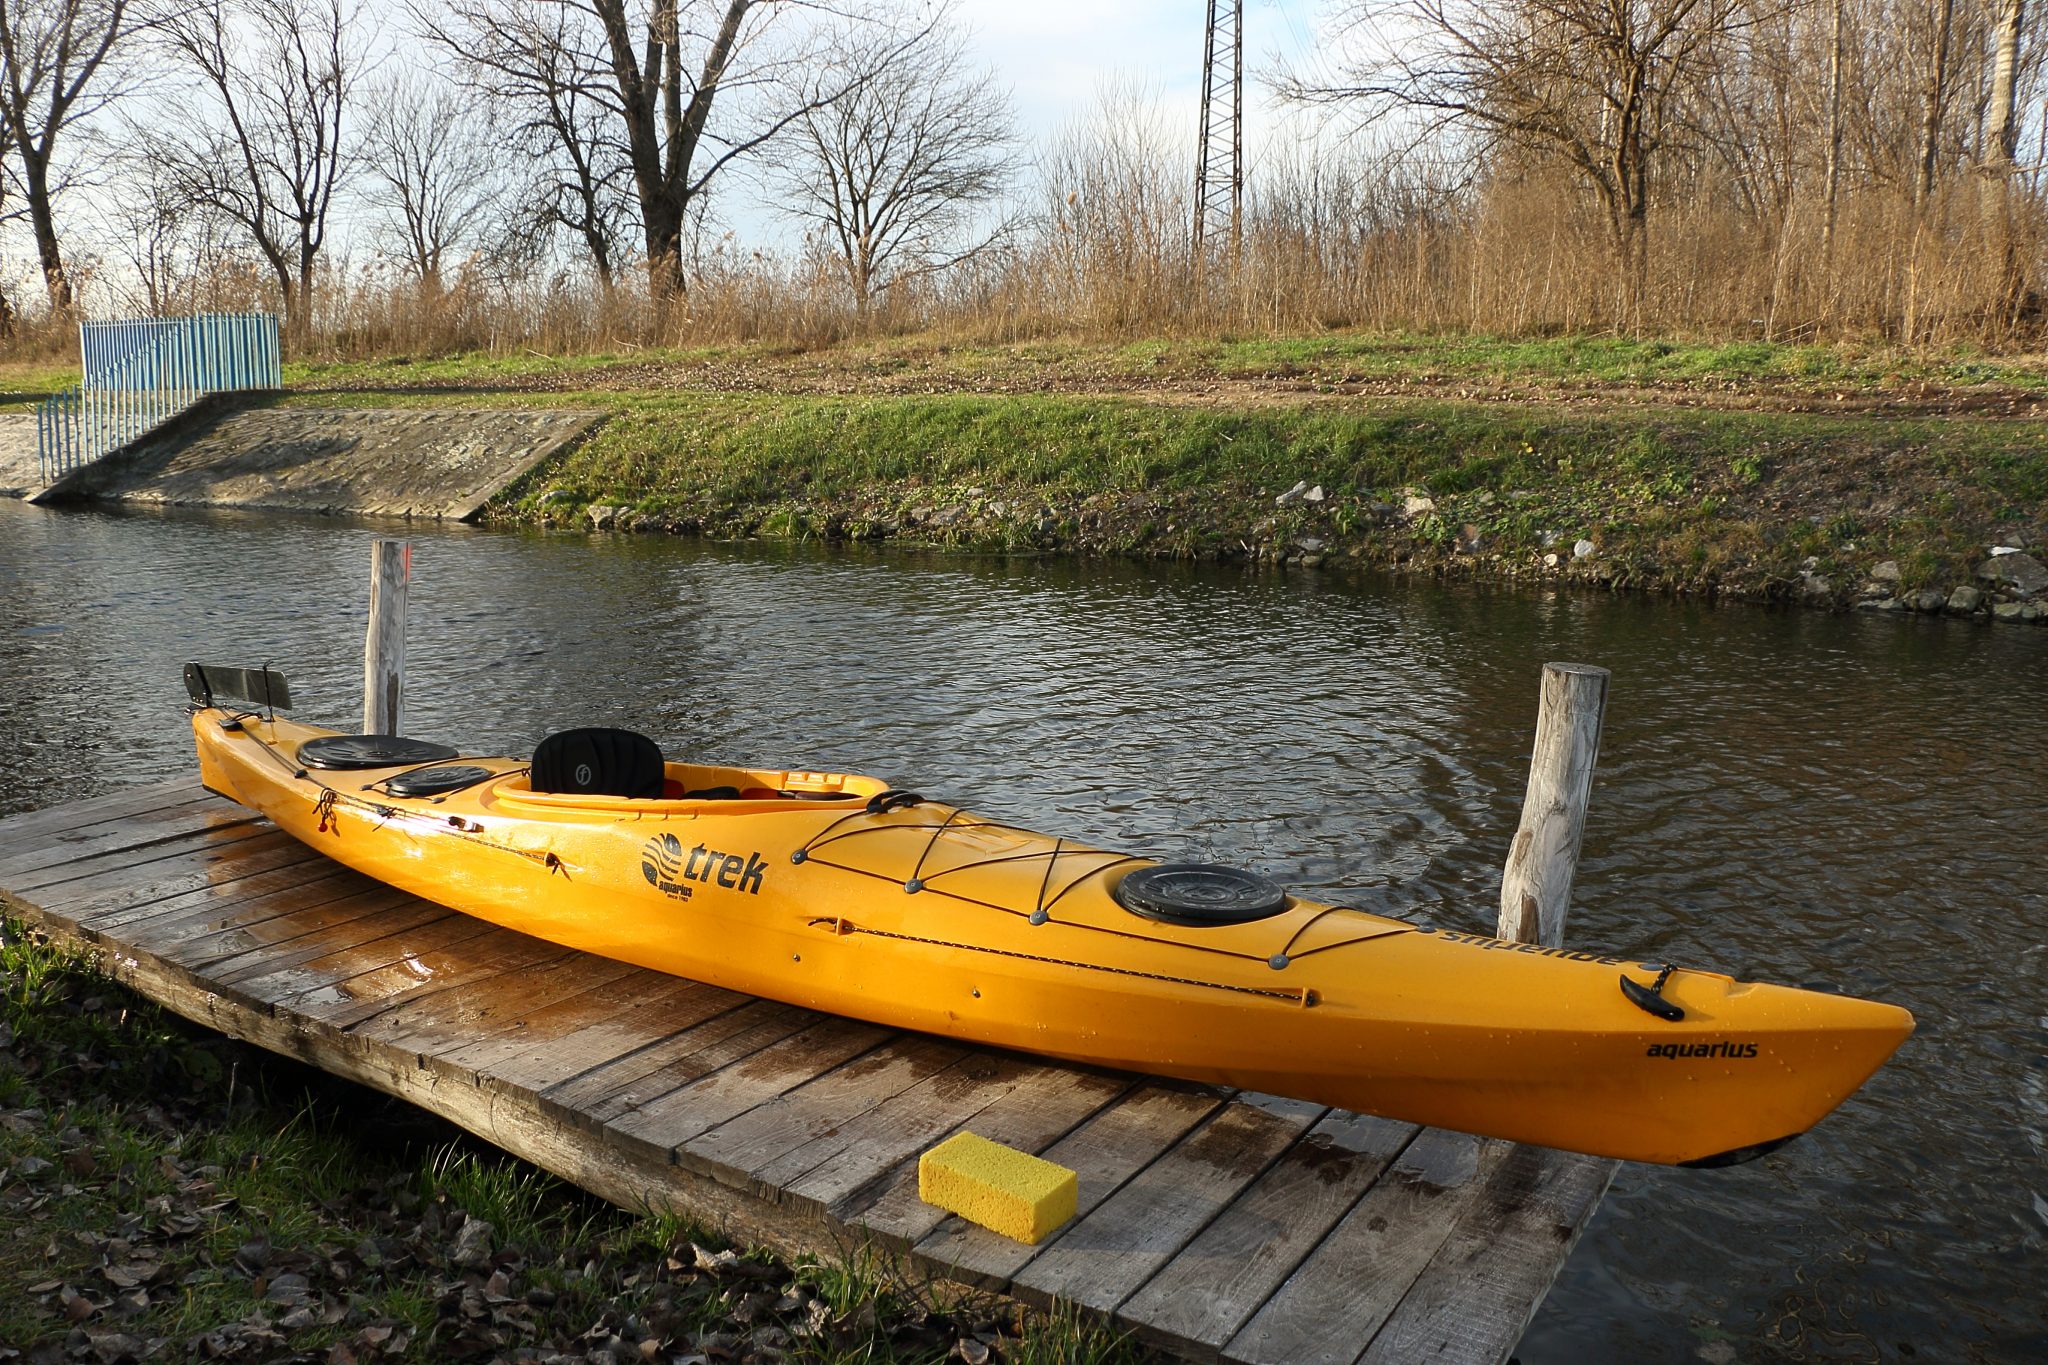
[516,487,2048,627]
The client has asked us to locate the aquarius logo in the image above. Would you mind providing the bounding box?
[642,833,693,901]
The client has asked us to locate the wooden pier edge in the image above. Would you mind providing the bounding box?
[0,779,1617,1365]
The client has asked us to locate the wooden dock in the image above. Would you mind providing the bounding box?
[0,779,1616,1365]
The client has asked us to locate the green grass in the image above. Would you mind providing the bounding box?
[0,359,77,409]
[0,917,1148,1362]
[473,388,2046,600]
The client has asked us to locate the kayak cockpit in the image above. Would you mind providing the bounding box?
[507,725,890,814]
[490,763,889,816]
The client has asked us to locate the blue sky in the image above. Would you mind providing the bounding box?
[950,0,1329,151]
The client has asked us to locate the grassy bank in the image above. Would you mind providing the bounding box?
[477,389,2048,608]
[7,329,2046,609]
[0,917,1141,1364]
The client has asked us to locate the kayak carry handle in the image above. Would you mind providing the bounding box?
[1621,964,1686,1022]
[865,790,924,815]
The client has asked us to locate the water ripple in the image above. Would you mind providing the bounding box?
[1,499,2044,1360]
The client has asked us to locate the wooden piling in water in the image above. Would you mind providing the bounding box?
[362,539,409,735]
[1499,662,1610,947]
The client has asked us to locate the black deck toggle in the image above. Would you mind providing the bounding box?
[1620,964,1687,1021]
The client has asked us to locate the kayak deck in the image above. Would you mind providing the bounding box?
[0,778,1617,1365]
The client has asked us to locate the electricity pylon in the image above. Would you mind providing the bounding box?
[1194,0,1244,262]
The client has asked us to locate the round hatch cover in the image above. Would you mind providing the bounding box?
[298,735,460,771]
[383,764,494,797]
[1113,862,1290,927]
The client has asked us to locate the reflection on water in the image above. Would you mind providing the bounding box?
[2,497,2044,1359]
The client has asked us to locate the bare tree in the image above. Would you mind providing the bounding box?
[362,72,505,289]
[421,0,880,301]
[413,0,639,287]
[776,4,1016,314]
[1284,0,1753,325]
[108,151,257,314]
[0,0,150,311]
[147,0,364,336]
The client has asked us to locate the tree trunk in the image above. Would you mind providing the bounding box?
[642,214,687,300]
[1985,0,2025,165]
[1822,0,1845,268]
[1982,0,2028,329]
[19,151,73,312]
[1917,0,1955,210]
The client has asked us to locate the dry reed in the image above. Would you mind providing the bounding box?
[9,115,2046,362]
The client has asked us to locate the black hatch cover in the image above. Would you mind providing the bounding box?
[1113,862,1290,927]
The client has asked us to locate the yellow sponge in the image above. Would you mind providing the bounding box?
[918,1131,1078,1244]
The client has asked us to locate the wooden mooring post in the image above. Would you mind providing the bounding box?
[362,539,410,735]
[1499,662,1610,947]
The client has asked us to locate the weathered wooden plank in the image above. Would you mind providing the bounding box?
[24,848,342,949]
[440,970,742,1093]
[1226,1129,1499,1365]
[95,861,373,943]
[683,1033,970,1196]
[0,778,204,842]
[614,1017,896,1156]
[1354,1148,1615,1365]
[0,794,241,877]
[540,997,815,1124]
[829,1066,1133,1245]
[194,900,471,1010]
[1119,1111,1421,1360]
[290,928,571,1031]
[354,951,644,1057]
[779,1051,1075,1216]
[1012,1094,1326,1312]
[155,892,435,989]
[19,843,323,944]
[914,1083,1222,1289]
[169,886,432,972]
[0,816,274,894]
[15,827,301,915]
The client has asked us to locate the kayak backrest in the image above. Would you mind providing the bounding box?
[184,663,292,712]
[531,728,666,800]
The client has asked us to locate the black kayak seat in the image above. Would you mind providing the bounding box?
[531,728,666,800]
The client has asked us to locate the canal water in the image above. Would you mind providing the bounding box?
[1,497,2042,1361]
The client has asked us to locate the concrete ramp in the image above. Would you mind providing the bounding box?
[32,404,603,519]
[0,411,42,497]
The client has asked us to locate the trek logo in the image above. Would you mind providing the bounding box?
[641,834,694,901]
[1645,1041,1759,1060]
[641,833,767,899]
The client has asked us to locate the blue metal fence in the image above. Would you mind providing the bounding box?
[36,312,282,484]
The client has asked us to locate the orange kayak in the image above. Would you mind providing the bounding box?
[189,681,1913,1167]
